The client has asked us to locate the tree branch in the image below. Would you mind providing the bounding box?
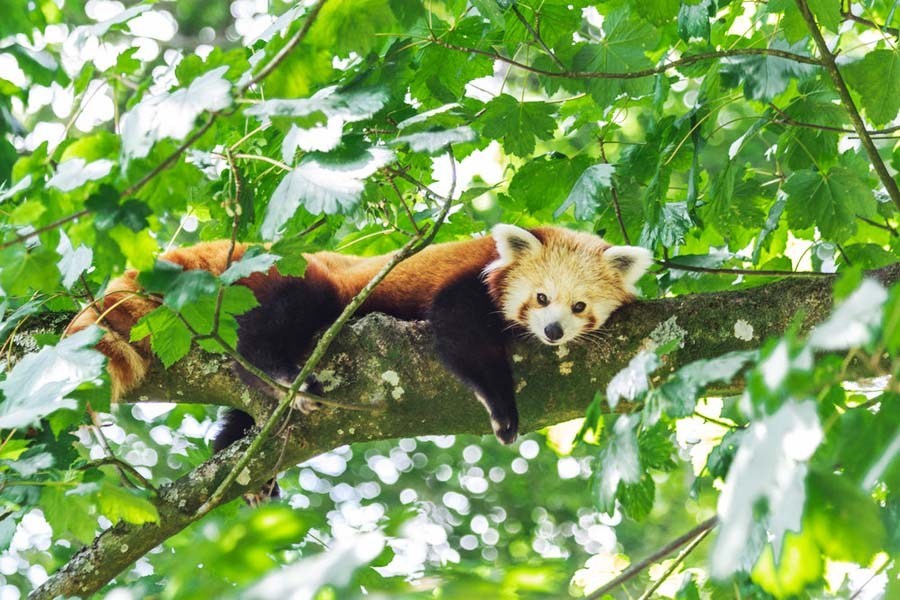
[795,0,900,211]
[28,262,900,598]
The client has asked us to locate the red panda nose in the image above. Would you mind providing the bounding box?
[544,323,564,342]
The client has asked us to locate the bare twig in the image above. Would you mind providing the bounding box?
[0,210,89,251]
[599,138,631,245]
[842,9,900,37]
[796,0,900,211]
[511,5,567,71]
[769,102,900,135]
[636,526,713,600]
[656,259,832,278]
[585,517,719,600]
[80,457,157,494]
[858,215,898,237]
[848,555,893,600]
[242,0,328,91]
[429,37,820,80]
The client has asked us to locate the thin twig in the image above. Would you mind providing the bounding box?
[0,210,89,251]
[858,215,898,237]
[599,138,631,245]
[842,10,900,37]
[585,517,719,600]
[231,153,293,171]
[80,457,157,494]
[848,555,893,600]
[656,259,832,278]
[693,411,745,429]
[429,37,820,80]
[511,5,567,70]
[122,116,217,199]
[636,526,713,600]
[242,0,328,91]
[383,166,450,205]
[796,0,900,211]
[85,405,137,490]
[769,102,900,135]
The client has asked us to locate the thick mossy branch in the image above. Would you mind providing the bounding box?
[29,263,900,599]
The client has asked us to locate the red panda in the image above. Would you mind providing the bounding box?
[67,224,652,452]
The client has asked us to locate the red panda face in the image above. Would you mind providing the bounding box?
[486,225,653,346]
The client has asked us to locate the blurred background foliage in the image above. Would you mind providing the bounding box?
[0,0,898,598]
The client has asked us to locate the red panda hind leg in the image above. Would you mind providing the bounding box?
[429,275,519,444]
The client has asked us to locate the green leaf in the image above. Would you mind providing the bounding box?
[806,471,885,563]
[269,237,310,277]
[678,1,713,44]
[309,0,399,56]
[807,0,841,32]
[751,528,823,598]
[618,474,655,520]
[843,49,900,126]
[638,423,677,472]
[262,147,394,239]
[138,260,219,310]
[42,485,97,543]
[656,351,755,417]
[606,351,660,410]
[479,94,557,157]
[121,66,232,161]
[391,126,475,154]
[165,270,219,310]
[509,153,591,214]
[807,278,886,351]
[593,415,641,515]
[635,0,680,25]
[96,481,159,525]
[554,163,615,220]
[133,306,193,368]
[56,231,92,290]
[571,8,659,105]
[0,327,104,429]
[720,38,815,101]
[711,401,822,579]
[784,167,876,242]
[220,247,279,285]
[885,285,900,356]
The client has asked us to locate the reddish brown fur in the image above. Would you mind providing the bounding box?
[66,235,501,399]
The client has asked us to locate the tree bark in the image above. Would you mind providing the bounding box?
[29,263,900,599]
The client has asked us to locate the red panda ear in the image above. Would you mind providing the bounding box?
[491,224,542,266]
[603,245,654,293]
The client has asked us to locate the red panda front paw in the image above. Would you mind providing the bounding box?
[491,413,519,445]
[291,375,324,414]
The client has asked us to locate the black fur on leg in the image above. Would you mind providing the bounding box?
[429,275,519,444]
[212,408,256,453]
[212,409,280,500]
[235,276,341,386]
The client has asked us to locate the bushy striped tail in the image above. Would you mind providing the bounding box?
[66,270,159,401]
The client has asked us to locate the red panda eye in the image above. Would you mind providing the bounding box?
[536,293,548,306]
[572,302,586,314]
